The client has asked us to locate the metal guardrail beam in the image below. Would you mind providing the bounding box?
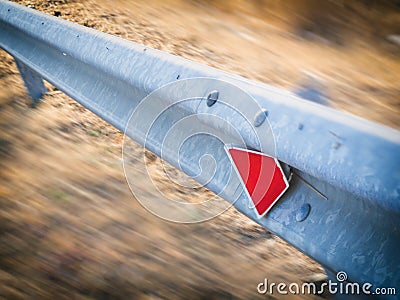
[1,0,399,295]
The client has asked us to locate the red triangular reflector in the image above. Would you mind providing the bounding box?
[227,147,289,218]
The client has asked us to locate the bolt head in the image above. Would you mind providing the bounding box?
[254,109,268,127]
[206,90,219,107]
[333,141,342,149]
[296,203,311,222]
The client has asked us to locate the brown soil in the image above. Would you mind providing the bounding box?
[1,0,399,299]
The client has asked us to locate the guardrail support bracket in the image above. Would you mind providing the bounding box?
[14,57,46,103]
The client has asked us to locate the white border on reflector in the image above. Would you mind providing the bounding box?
[224,146,290,219]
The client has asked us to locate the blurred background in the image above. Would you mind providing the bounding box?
[0,0,399,299]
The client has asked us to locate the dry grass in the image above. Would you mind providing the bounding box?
[0,0,399,299]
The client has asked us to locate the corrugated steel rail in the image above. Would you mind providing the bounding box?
[1,1,399,296]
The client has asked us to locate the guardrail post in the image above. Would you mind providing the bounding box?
[14,58,46,103]
[1,1,399,295]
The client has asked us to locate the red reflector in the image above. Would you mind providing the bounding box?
[227,147,289,218]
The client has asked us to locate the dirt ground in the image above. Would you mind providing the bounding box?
[1,0,399,299]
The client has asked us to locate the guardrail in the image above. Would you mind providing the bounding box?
[1,0,399,297]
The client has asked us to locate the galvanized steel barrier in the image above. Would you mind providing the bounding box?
[1,0,399,297]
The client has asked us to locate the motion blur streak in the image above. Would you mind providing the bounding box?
[0,0,399,299]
